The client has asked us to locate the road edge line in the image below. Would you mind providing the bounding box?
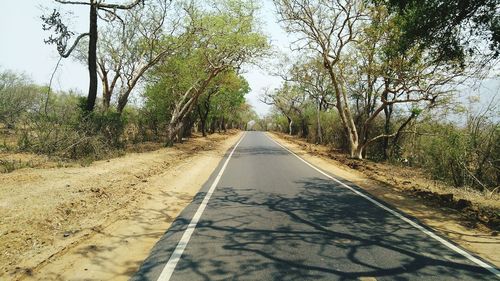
[156,132,246,281]
[266,132,500,278]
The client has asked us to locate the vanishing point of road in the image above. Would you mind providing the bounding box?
[132,132,499,281]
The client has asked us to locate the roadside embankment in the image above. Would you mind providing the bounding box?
[0,131,242,281]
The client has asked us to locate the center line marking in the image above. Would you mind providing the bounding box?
[156,132,246,281]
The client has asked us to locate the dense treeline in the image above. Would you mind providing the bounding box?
[0,67,257,159]
[0,0,265,161]
[265,0,499,192]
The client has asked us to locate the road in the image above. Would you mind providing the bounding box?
[132,131,498,281]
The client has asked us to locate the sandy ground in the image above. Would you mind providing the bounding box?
[0,131,242,281]
[269,132,500,267]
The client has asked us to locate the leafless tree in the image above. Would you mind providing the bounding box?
[42,0,145,112]
[260,84,307,136]
[274,0,468,158]
[78,0,186,113]
[274,0,368,157]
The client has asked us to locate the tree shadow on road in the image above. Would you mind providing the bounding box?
[133,177,496,281]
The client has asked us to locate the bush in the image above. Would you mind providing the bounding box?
[18,95,128,160]
[405,115,499,191]
[0,70,42,128]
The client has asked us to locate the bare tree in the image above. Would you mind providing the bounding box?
[274,0,467,158]
[260,84,307,136]
[274,0,368,157]
[42,0,145,112]
[86,0,186,113]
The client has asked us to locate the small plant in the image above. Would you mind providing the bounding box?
[0,159,17,173]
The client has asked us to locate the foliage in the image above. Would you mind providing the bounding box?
[379,0,500,62]
[405,104,499,190]
[0,70,43,128]
[267,0,499,192]
[73,0,182,112]
[144,0,268,144]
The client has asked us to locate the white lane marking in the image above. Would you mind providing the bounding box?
[156,132,246,281]
[266,133,500,278]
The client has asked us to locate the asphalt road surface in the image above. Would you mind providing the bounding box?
[132,131,499,281]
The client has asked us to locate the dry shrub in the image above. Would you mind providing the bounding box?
[18,97,127,161]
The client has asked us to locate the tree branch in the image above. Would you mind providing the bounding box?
[60,32,90,58]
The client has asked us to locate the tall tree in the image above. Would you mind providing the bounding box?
[96,0,188,113]
[274,0,467,158]
[42,0,145,112]
[148,0,268,145]
[274,0,368,156]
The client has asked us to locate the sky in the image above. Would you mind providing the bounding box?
[0,1,498,117]
[0,0,292,116]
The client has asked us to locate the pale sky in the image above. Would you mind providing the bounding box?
[0,0,292,116]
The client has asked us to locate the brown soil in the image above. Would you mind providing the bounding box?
[0,131,242,281]
[269,132,500,267]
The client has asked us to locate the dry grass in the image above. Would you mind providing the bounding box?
[0,130,240,280]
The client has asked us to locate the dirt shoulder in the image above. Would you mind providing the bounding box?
[0,131,242,281]
[268,132,500,267]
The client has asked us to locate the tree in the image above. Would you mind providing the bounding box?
[380,0,500,62]
[274,0,368,156]
[42,0,145,112]
[197,71,249,136]
[274,1,468,159]
[345,6,468,159]
[261,83,307,136]
[0,70,41,128]
[147,0,268,145]
[208,72,249,133]
[278,57,335,143]
[91,0,188,113]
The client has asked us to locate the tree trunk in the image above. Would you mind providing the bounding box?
[352,144,363,160]
[324,61,361,159]
[166,120,180,147]
[301,118,308,138]
[86,3,98,112]
[201,120,207,136]
[209,120,214,133]
[316,100,323,144]
[117,90,131,114]
[177,120,185,142]
[100,71,111,110]
[342,111,361,159]
[221,117,226,132]
[200,94,212,137]
[103,88,111,110]
[183,115,195,138]
[197,105,207,137]
[287,117,293,135]
[382,104,393,160]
